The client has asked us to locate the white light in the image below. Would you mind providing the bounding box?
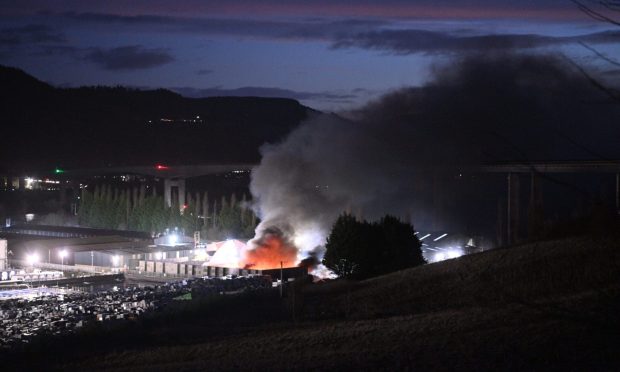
[433,233,448,242]
[155,252,162,260]
[25,178,34,190]
[447,251,462,259]
[434,252,445,261]
[111,255,120,266]
[59,249,68,259]
[26,253,40,265]
[419,234,431,240]
[168,234,178,245]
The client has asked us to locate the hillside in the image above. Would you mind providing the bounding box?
[0,65,315,172]
[4,234,619,371]
[299,234,620,320]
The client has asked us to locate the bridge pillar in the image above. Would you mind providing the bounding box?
[163,178,186,210]
[616,173,619,214]
[496,198,505,247]
[527,172,544,238]
[507,173,520,245]
[432,171,442,231]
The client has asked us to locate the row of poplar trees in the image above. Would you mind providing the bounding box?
[77,184,258,240]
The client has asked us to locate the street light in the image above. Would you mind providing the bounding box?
[59,249,68,274]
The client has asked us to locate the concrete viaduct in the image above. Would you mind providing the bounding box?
[60,163,255,209]
[465,160,620,245]
[62,160,620,245]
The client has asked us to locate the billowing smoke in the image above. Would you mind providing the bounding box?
[245,53,620,267]
[298,251,320,272]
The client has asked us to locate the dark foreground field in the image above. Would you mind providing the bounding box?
[4,235,620,371]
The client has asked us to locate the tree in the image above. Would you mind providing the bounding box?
[77,187,92,225]
[375,215,425,275]
[323,213,374,278]
[77,186,259,239]
[323,213,425,279]
[569,1,620,104]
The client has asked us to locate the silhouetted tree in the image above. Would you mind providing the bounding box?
[323,213,425,279]
[375,215,425,276]
[323,213,366,277]
[570,1,620,103]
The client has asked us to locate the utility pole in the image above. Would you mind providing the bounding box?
[280,261,283,298]
[616,173,619,215]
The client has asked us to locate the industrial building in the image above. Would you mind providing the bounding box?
[0,224,302,281]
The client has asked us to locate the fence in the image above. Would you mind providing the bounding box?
[10,259,119,274]
[126,269,192,280]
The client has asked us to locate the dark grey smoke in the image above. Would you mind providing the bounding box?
[249,53,620,260]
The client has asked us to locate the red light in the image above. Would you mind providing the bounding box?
[155,164,169,170]
[183,204,188,209]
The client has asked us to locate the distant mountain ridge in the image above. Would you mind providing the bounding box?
[0,65,316,172]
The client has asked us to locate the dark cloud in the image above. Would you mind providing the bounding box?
[53,12,620,55]
[0,24,174,71]
[60,12,385,40]
[170,86,357,103]
[61,12,173,26]
[196,69,213,75]
[331,29,620,54]
[84,45,174,70]
[34,44,81,57]
[0,24,65,46]
[2,1,584,20]
[601,68,620,76]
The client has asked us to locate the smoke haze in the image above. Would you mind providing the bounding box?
[246,53,620,262]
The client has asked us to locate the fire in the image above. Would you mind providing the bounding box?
[243,226,297,270]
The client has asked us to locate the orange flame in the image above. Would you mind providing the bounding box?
[244,228,297,269]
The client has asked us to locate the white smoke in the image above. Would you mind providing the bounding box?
[249,113,420,259]
[248,53,620,264]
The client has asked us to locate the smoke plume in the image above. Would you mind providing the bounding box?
[298,251,320,272]
[246,53,620,265]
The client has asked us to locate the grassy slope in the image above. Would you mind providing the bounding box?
[302,235,620,320]
[13,236,620,371]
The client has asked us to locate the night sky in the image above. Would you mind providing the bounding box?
[1,0,619,110]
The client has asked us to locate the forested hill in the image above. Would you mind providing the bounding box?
[0,65,316,172]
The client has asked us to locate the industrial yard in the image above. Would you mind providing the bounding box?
[1,233,618,371]
[0,275,274,350]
